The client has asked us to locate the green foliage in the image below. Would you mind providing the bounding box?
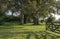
[0,0,57,24]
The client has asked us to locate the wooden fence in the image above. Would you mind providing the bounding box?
[46,22,60,34]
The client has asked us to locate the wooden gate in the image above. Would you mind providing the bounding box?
[46,22,60,34]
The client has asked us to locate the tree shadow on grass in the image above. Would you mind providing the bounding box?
[26,31,47,39]
[0,22,43,26]
[0,31,59,39]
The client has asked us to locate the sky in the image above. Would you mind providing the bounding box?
[56,0,59,1]
[5,10,20,17]
[51,13,60,20]
[5,10,12,15]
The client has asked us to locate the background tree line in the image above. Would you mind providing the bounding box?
[0,0,59,25]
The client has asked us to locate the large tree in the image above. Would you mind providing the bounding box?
[0,0,56,25]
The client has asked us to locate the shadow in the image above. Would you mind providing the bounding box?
[0,31,60,39]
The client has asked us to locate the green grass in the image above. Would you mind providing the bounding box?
[0,23,46,39]
[0,23,60,39]
[46,30,60,39]
[0,23,46,32]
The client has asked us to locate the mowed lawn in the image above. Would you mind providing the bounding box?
[0,23,46,32]
[0,23,46,39]
[0,23,60,39]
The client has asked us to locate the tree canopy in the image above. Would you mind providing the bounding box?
[0,0,59,25]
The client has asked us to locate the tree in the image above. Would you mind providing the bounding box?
[0,0,56,25]
[19,0,56,25]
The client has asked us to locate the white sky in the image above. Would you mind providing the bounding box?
[51,13,60,20]
[56,0,59,1]
[13,12,20,16]
[5,10,20,17]
[5,10,12,15]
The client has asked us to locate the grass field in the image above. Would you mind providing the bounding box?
[0,23,60,39]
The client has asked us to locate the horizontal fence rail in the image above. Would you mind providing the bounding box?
[46,22,60,34]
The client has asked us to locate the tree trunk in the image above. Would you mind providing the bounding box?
[33,13,39,25]
[33,17,39,25]
[24,14,28,24]
[28,17,32,23]
[20,13,24,25]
